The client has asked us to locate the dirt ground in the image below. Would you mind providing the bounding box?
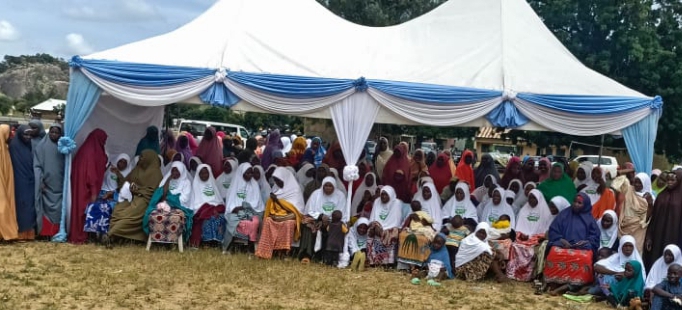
[0,242,611,310]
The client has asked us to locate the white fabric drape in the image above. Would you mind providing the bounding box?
[330,91,381,218]
[515,98,652,136]
[368,88,502,126]
[81,69,215,106]
[224,79,355,114]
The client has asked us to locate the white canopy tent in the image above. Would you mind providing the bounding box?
[52,0,661,241]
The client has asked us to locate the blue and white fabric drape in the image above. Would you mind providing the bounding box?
[58,56,662,241]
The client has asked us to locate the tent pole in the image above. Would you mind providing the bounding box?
[597,135,605,168]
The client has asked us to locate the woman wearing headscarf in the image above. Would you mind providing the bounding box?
[232,135,244,156]
[644,169,682,271]
[442,150,458,178]
[598,210,620,252]
[408,149,428,190]
[216,158,238,199]
[298,176,346,262]
[454,222,507,282]
[10,125,36,240]
[506,179,524,216]
[520,157,539,183]
[187,164,225,248]
[196,127,223,178]
[472,174,498,207]
[33,124,64,237]
[499,156,523,189]
[507,190,554,281]
[160,129,177,164]
[135,126,160,156]
[303,164,330,202]
[0,124,18,241]
[537,158,552,183]
[645,245,682,290]
[413,181,442,231]
[222,137,235,158]
[84,154,132,236]
[633,172,655,200]
[322,142,346,173]
[479,187,516,228]
[429,153,453,195]
[373,137,393,183]
[473,154,500,189]
[280,136,292,155]
[106,150,163,245]
[367,186,403,266]
[442,182,478,228]
[223,163,264,253]
[180,131,198,155]
[351,172,378,218]
[544,193,600,289]
[611,175,649,254]
[287,136,307,169]
[537,163,577,204]
[296,163,315,191]
[236,137,258,165]
[382,143,410,191]
[67,129,108,244]
[456,150,476,193]
[651,169,667,196]
[261,130,283,169]
[302,137,326,168]
[175,135,193,168]
[255,167,304,259]
[143,161,194,247]
[27,120,45,145]
[513,182,536,214]
[253,165,271,205]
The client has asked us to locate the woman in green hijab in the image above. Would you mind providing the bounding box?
[537,163,577,204]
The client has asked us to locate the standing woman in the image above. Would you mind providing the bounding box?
[382,143,411,191]
[135,126,160,156]
[499,156,523,189]
[644,170,682,271]
[255,167,304,259]
[175,135,193,168]
[287,136,307,169]
[0,124,18,241]
[196,127,223,178]
[322,142,346,173]
[223,163,264,253]
[612,176,650,254]
[160,129,177,164]
[373,137,392,182]
[10,125,37,240]
[537,163,577,204]
[261,130,283,169]
[106,150,163,245]
[302,137,326,168]
[68,129,108,244]
[367,186,403,266]
[188,164,225,248]
[520,157,539,183]
[28,120,46,149]
[473,154,500,189]
[455,150,476,193]
[429,153,453,195]
[537,158,552,182]
[33,123,65,237]
[408,149,428,192]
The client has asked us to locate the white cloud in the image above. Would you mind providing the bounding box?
[65,33,94,55]
[121,0,160,18]
[0,20,20,41]
[63,0,162,22]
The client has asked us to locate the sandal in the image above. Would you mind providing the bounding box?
[410,278,421,285]
[301,258,311,265]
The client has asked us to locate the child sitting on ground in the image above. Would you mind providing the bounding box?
[411,233,454,286]
[325,210,348,267]
[650,264,682,310]
[605,261,645,308]
[440,215,470,270]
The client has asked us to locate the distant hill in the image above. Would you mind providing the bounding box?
[0,54,69,115]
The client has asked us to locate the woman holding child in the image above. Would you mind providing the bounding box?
[367,186,403,266]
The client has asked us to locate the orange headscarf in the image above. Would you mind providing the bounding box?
[456,150,475,193]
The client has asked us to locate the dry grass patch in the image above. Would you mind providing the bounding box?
[0,242,611,310]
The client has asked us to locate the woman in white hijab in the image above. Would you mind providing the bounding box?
[473,174,498,206]
[634,172,655,199]
[413,181,443,231]
[85,154,133,235]
[281,136,292,154]
[223,163,264,253]
[597,209,619,251]
[367,186,403,266]
[345,217,370,271]
[442,182,478,224]
[296,163,315,190]
[574,161,595,190]
[254,167,304,260]
[144,161,193,246]
[479,187,516,228]
[252,165,271,206]
[188,164,225,248]
[645,244,682,289]
[351,172,378,218]
[513,182,536,214]
[298,176,347,262]
[507,179,524,216]
[216,158,238,198]
[595,235,646,282]
[455,222,507,282]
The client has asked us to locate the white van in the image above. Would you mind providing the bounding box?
[176,119,249,143]
[571,155,619,179]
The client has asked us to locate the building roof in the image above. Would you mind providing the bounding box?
[32,98,65,112]
[476,127,511,140]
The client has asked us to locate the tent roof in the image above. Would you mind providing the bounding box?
[86,0,644,98]
[32,98,65,111]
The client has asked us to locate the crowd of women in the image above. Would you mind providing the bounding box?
[2,122,682,308]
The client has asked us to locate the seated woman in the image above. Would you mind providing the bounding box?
[346,217,370,272]
[367,186,403,267]
[398,200,436,272]
[252,165,271,205]
[507,179,524,216]
[645,245,682,303]
[105,150,163,247]
[442,182,478,231]
[507,189,554,282]
[254,167,304,259]
[298,176,346,263]
[143,161,194,248]
[513,182,537,215]
[188,164,225,248]
[487,214,515,268]
[480,187,516,228]
[216,158,238,198]
[351,172,378,219]
[594,235,646,292]
[544,192,600,294]
[455,222,507,282]
[84,154,131,238]
[598,210,620,252]
[295,162,315,191]
[188,156,202,179]
[472,174,498,206]
[223,163,265,254]
[413,182,442,231]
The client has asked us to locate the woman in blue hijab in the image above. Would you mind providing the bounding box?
[135,126,160,156]
[10,125,36,240]
[302,137,326,167]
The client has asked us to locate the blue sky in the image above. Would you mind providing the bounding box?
[0,0,216,58]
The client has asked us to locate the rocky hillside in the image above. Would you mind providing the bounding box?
[0,63,69,99]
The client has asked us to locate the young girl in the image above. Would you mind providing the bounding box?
[223,163,264,254]
[597,210,619,252]
[188,164,225,248]
[325,210,348,266]
[346,218,369,272]
[216,158,238,198]
[606,261,645,308]
[412,233,454,286]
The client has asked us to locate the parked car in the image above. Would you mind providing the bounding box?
[571,155,619,179]
[176,119,250,145]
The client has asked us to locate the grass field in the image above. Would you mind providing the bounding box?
[0,242,611,310]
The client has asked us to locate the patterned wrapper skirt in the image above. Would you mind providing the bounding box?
[506,242,537,282]
[254,217,296,259]
[543,247,594,286]
[367,227,400,265]
[148,209,186,243]
[84,198,114,234]
[201,216,226,242]
[397,230,432,267]
[455,252,494,281]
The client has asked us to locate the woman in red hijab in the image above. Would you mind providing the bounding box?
[322,141,346,173]
[68,129,108,244]
[499,156,523,189]
[382,143,410,188]
[456,150,476,193]
[181,131,199,155]
[196,127,223,178]
[429,153,453,194]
